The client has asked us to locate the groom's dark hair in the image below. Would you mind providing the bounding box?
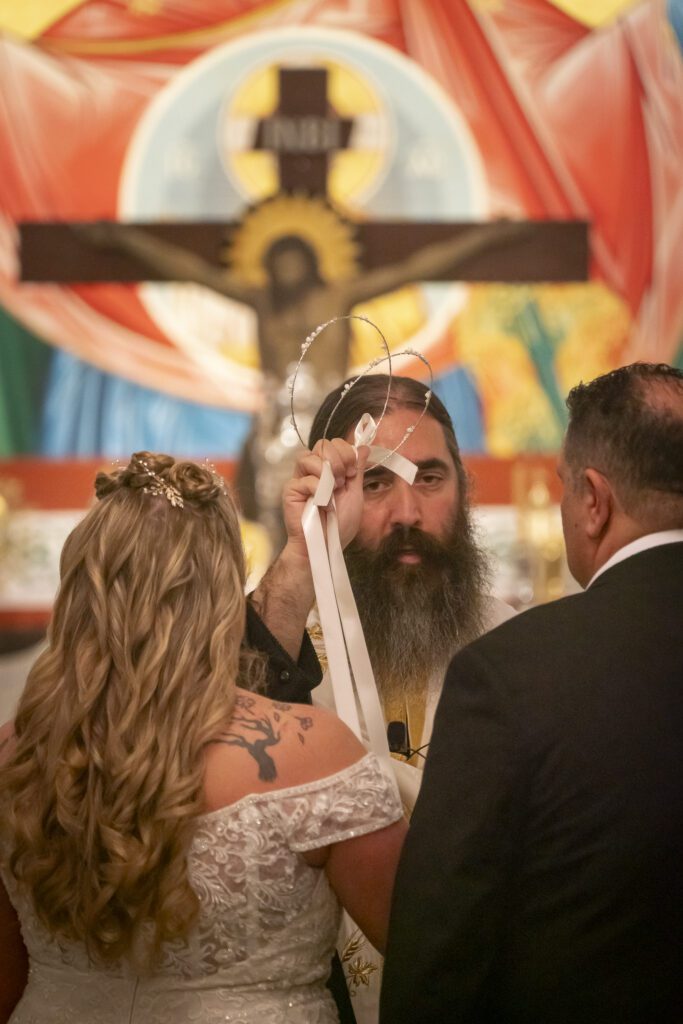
[564,362,683,527]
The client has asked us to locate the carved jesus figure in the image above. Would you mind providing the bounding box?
[80,218,528,389]
[79,216,528,537]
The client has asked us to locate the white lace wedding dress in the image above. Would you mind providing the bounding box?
[2,753,402,1024]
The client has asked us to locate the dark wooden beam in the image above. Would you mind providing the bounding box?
[19,219,589,284]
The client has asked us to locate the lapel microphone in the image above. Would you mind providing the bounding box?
[387,720,410,756]
[387,720,429,761]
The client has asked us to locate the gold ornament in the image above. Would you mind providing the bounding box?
[224,195,360,286]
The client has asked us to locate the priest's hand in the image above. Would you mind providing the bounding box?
[283,438,369,555]
[248,439,368,662]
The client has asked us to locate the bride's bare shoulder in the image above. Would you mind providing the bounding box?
[203,690,367,810]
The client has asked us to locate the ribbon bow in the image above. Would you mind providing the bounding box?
[302,415,417,765]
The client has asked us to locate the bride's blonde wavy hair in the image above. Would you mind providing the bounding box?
[0,452,263,966]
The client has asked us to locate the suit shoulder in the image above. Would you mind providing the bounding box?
[475,589,587,648]
[450,591,593,697]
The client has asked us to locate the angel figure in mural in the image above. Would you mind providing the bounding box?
[78,199,528,540]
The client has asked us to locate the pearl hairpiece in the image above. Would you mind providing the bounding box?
[138,459,184,509]
[202,459,228,495]
[109,457,227,509]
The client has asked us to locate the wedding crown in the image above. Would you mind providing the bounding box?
[288,313,434,463]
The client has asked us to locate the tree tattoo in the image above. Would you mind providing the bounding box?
[216,713,282,781]
[212,698,315,777]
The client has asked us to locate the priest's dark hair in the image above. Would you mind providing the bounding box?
[308,373,469,499]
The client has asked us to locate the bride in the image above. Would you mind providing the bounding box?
[0,452,406,1023]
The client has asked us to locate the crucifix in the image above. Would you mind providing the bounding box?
[252,67,354,194]
[19,65,588,350]
[18,64,588,534]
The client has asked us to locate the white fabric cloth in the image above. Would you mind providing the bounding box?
[587,530,683,587]
[1,753,402,1024]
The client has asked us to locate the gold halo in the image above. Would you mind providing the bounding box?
[224,194,361,286]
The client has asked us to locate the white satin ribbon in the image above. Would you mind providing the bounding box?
[303,416,417,766]
[354,412,417,485]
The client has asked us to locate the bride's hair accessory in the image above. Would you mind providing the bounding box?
[201,459,228,495]
[138,458,185,508]
[102,455,231,510]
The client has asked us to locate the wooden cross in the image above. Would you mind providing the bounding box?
[15,62,589,536]
[19,62,588,285]
[253,67,354,194]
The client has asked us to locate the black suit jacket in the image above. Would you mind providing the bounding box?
[381,541,683,1024]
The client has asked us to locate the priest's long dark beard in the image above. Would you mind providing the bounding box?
[345,507,490,705]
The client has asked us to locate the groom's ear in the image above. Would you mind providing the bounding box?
[582,468,614,540]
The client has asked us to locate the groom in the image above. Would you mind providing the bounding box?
[380,362,683,1023]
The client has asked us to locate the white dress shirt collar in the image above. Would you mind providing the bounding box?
[588,530,683,588]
